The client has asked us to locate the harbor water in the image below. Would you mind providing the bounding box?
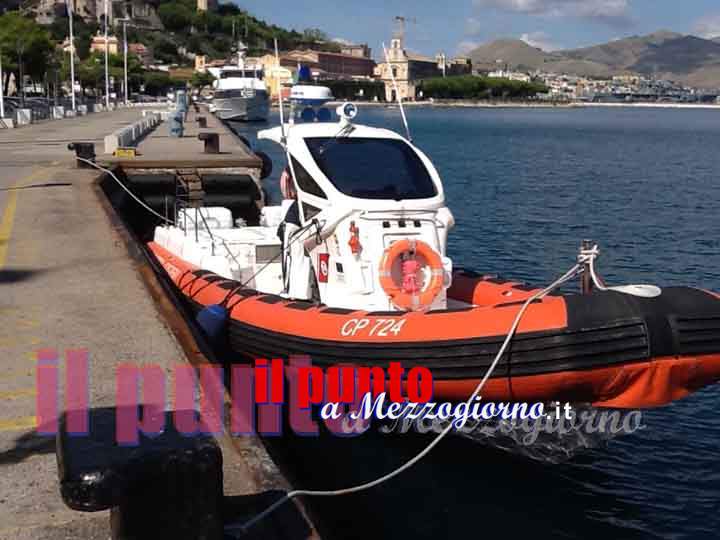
[228,107,720,540]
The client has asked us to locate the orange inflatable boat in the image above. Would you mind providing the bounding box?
[145,104,720,410]
[148,242,720,409]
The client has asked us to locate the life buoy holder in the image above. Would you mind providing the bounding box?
[378,239,444,311]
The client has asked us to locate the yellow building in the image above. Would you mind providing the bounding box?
[257,55,294,101]
[90,34,119,56]
[197,0,218,11]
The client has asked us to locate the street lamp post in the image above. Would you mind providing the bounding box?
[123,20,128,105]
[117,18,130,106]
[54,64,60,106]
[0,52,5,119]
[17,40,26,108]
[66,0,77,112]
[104,0,110,108]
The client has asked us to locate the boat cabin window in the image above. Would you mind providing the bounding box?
[304,138,437,200]
[220,69,263,80]
[291,157,327,199]
[302,202,322,220]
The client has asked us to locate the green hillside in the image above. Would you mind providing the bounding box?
[132,0,340,65]
[0,2,348,101]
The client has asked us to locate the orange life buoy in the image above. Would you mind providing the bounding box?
[378,239,444,311]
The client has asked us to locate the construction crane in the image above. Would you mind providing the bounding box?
[393,15,417,43]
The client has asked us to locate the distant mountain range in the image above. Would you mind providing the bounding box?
[467,31,720,88]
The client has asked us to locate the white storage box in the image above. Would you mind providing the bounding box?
[178,207,234,230]
[260,200,294,228]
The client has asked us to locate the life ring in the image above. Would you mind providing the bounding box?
[378,239,444,311]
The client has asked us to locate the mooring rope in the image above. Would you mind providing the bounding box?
[75,157,176,224]
[226,261,584,535]
[76,157,612,534]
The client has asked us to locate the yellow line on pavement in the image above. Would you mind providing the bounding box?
[0,388,36,400]
[0,416,36,432]
[0,167,49,269]
[0,184,19,268]
[0,366,34,382]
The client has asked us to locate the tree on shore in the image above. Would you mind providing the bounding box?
[70,51,144,97]
[158,2,194,33]
[420,75,548,100]
[190,70,215,92]
[0,11,53,99]
[143,71,181,96]
[48,13,100,60]
[0,3,344,103]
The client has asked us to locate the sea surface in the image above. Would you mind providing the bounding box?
[228,107,720,540]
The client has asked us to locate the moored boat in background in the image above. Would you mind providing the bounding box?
[209,43,269,122]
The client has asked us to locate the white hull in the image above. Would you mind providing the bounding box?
[214,92,269,122]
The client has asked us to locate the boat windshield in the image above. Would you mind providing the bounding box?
[304,138,437,200]
[221,70,263,80]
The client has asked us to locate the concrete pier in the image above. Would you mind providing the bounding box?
[104,108,262,169]
[0,109,304,539]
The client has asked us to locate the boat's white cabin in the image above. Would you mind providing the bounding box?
[209,49,267,95]
[153,104,456,312]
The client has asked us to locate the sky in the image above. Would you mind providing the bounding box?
[231,0,720,57]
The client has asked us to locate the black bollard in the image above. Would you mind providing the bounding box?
[67,142,96,169]
[56,408,224,540]
[197,116,207,128]
[109,442,224,540]
[198,132,220,154]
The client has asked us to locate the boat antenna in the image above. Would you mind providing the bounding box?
[382,41,412,142]
[274,38,287,144]
[273,37,302,209]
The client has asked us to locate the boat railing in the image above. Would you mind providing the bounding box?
[174,197,244,270]
[174,198,217,255]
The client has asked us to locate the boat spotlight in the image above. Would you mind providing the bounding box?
[337,103,358,122]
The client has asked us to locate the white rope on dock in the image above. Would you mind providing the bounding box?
[75,157,175,225]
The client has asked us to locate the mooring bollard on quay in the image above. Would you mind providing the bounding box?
[56,408,224,540]
[199,132,221,154]
[68,142,96,169]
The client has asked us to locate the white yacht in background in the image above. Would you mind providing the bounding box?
[210,44,269,122]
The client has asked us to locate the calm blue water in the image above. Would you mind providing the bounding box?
[230,107,720,540]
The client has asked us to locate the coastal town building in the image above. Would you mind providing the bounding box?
[256,54,294,100]
[90,34,119,55]
[129,43,152,66]
[30,0,95,24]
[14,0,154,23]
[196,0,217,12]
[60,37,75,55]
[532,71,717,103]
[27,0,160,25]
[375,31,471,101]
[194,55,232,74]
[340,43,372,59]
[280,49,376,79]
[488,69,531,83]
[119,0,161,27]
